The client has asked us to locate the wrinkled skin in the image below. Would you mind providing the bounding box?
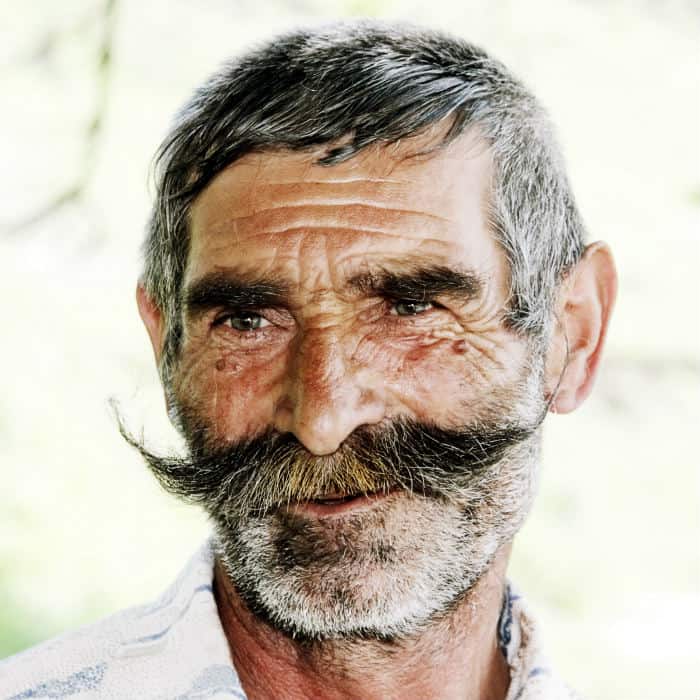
[178,132,527,450]
[137,125,617,700]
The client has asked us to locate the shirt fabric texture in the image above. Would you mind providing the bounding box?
[0,539,580,699]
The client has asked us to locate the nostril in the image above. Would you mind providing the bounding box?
[273,346,387,456]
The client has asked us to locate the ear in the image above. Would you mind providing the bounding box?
[544,242,617,414]
[136,282,165,365]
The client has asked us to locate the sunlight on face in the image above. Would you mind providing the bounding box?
[170,128,544,640]
[178,128,529,449]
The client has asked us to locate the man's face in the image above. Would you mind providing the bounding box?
[159,129,546,640]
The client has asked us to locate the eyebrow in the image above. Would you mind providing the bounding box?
[184,271,290,319]
[184,263,484,320]
[348,265,483,303]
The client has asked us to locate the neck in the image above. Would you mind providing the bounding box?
[214,547,512,700]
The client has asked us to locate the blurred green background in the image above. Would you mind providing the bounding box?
[1,1,698,698]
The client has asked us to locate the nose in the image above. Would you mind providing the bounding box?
[273,330,386,455]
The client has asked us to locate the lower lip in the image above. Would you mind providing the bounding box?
[288,491,393,517]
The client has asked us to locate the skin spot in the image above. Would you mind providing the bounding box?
[180,130,523,451]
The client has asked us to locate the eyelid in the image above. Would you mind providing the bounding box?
[388,296,440,307]
[212,309,268,325]
[388,299,438,316]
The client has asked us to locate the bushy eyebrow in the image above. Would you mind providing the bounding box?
[184,263,483,320]
[184,271,289,319]
[347,265,483,303]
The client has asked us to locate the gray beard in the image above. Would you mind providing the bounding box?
[213,434,540,643]
[116,343,550,643]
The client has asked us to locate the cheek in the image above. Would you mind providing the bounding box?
[174,324,529,440]
[360,331,526,422]
[173,340,288,441]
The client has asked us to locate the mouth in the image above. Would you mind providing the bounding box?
[287,489,396,517]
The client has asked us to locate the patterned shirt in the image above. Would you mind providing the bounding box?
[0,540,580,699]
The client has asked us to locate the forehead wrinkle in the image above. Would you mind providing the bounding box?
[223,179,448,219]
[188,131,502,305]
[191,228,468,294]
[198,226,463,247]
[216,204,452,243]
[192,135,491,224]
[236,202,451,223]
[231,169,408,185]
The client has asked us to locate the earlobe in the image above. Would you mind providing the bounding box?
[545,242,617,414]
[136,283,165,365]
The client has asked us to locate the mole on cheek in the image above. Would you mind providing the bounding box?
[452,339,468,354]
[215,357,243,374]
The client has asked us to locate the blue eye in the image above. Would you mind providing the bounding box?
[392,300,434,316]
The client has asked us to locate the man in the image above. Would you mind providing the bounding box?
[2,21,616,700]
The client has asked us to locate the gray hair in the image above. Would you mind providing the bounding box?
[143,21,585,382]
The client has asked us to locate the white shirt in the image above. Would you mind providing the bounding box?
[0,540,580,699]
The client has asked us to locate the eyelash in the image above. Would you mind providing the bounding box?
[212,298,439,334]
[390,299,437,317]
[213,312,271,332]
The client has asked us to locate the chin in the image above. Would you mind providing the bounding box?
[213,491,504,642]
